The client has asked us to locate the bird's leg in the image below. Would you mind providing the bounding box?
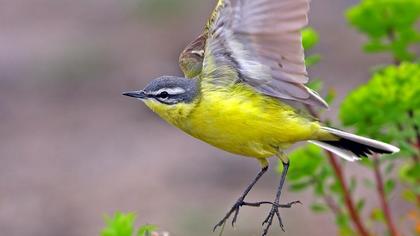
[262,160,299,236]
[213,165,268,232]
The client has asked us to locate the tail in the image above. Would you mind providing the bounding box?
[309,127,400,162]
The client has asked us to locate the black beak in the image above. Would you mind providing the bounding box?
[122,91,146,99]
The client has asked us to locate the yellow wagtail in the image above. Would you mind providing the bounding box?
[123,0,399,235]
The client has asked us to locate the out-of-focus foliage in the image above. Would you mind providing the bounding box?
[340,62,420,146]
[340,63,419,200]
[346,0,420,62]
[302,27,319,50]
[302,27,336,104]
[302,27,321,67]
[282,27,359,236]
[281,144,323,191]
[344,1,420,234]
[284,0,420,234]
[101,212,157,236]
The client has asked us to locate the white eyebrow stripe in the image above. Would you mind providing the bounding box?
[150,87,186,96]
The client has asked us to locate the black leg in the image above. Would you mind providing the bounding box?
[261,160,299,236]
[213,165,268,232]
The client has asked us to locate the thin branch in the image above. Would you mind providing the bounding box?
[408,110,420,144]
[373,155,401,236]
[408,110,420,162]
[387,28,401,65]
[306,105,370,236]
[327,152,371,236]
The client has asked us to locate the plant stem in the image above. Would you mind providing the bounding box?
[327,151,371,236]
[306,105,370,235]
[372,156,400,236]
[387,28,401,65]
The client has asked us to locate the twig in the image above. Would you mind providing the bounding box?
[408,110,420,144]
[306,105,370,236]
[386,28,401,65]
[372,155,400,236]
[327,152,370,236]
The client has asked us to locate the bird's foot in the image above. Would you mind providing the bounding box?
[213,199,246,231]
[213,200,278,232]
[261,200,301,236]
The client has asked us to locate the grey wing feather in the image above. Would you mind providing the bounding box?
[202,0,328,108]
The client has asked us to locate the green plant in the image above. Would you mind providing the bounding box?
[101,212,157,236]
[302,27,321,67]
[340,63,420,150]
[340,58,420,235]
[281,1,420,234]
[284,27,368,236]
[344,1,420,234]
[346,0,420,63]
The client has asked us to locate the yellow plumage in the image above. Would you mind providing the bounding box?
[122,0,400,234]
[144,81,332,161]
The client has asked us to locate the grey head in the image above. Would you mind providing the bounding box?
[123,76,199,105]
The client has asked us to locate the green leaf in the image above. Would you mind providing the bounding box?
[314,181,325,196]
[310,202,328,213]
[336,213,350,228]
[346,0,420,61]
[282,144,325,181]
[402,189,416,204]
[101,212,136,236]
[325,88,337,104]
[137,225,157,236]
[305,54,321,67]
[302,27,320,51]
[356,199,366,211]
[399,162,420,184]
[330,180,342,194]
[370,208,385,222]
[289,180,313,192]
[384,179,396,195]
[307,79,323,92]
[339,226,355,236]
[340,63,420,147]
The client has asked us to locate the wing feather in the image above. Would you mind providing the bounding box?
[201,0,328,108]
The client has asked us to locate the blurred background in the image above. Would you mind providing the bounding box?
[0,0,418,236]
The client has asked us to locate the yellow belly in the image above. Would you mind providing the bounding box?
[178,85,322,158]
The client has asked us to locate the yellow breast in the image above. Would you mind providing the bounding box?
[145,83,322,159]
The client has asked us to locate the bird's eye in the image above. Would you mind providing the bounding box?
[157,91,169,98]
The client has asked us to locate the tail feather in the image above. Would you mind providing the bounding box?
[310,127,400,162]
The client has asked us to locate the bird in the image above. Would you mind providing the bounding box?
[123,0,400,235]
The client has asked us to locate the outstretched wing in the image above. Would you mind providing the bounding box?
[201,0,328,108]
[179,33,207,78]
[179,0,225,78]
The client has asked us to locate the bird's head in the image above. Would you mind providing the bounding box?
[123,76,200,122]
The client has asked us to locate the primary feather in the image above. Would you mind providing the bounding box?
[201,0,328,108]
[139,0,399,163]
[179,0,226,78]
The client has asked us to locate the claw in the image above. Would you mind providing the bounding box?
[213,201,242,232]
[275,209,284,231]
[232,207,240,227]
[261,200,301,235]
